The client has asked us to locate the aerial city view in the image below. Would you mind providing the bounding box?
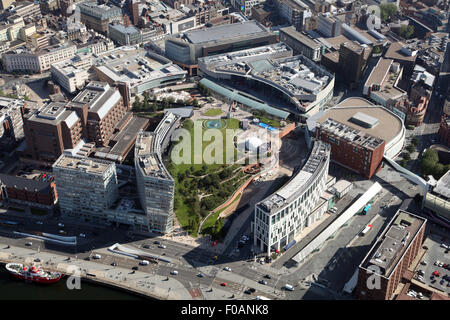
[0,0,448,309]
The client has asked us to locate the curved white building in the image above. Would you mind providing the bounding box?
[254,140,331,256]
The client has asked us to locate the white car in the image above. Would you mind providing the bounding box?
[170,270,178,275]
[92,254,101,259]
[79,233,86,238]
[223,267,231,272]
[158,244,166,249]
[441,244,449,249]
[139,260,149,266]
[25,242,32,246]
[58,223,64,227]
[36,221,43,225]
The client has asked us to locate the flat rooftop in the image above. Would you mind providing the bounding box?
[365,58,393,89]
[200,43,333,104]
[317,105,403,146]
[71,81,122,118]
[184,20,269,44]
[27,102,79,127]
[53,154,114,175]
[257,140,330,214]
[94,46,186,88]
[280,26,321,50]
[360,210,426,278]
[385,42,418,62]
[433,170,450,199]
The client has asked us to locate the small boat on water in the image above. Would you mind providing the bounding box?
[5,263,62,284]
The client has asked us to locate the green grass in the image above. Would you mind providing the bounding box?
[170,118,245,237]
[203,108,223,116]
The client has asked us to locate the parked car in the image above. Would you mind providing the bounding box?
[223,267,231,272]
[440,279,445,285]
[59,230,67,235]
[248,288,256,293]
[264,274,272,279]
[153,240,161,245]
[111,262,117,266]
[58,223,64,227]
[143,244,150,249]
[79,233,86,238]
[25,242,32,246]
[132,266,138,270]
[158,244,167,249]
[36,221,43,225]
[170,270,178,275]
[197,273,204,278]
[34,258,41,262]
[220,283,227,286]
[139,260,149,266]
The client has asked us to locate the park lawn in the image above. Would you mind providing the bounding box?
[203,108,223,116]
[171,118,244,237]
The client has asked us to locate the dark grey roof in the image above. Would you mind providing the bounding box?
[0,174,52,194]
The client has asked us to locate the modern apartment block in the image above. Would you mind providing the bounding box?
[356,210,426,300]
[53,154,119,222]
[254,140,331,256]
[2,43,77,73]
[23,82,127,162]
[78,1,123,33]
[279,26,322,62]
[339,41,371,87]
[423,170,450,223]
[50,52,93,94]
[134,112,180,234]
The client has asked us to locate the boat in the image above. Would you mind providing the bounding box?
[5,263,62,284]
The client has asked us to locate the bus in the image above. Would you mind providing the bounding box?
[362,203,372,215]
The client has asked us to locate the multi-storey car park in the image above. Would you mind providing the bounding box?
[134,112,181,234]
[198,42,334,120]
[93,46,187,97]
[254,139,331,256]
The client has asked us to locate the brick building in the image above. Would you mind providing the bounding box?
[355,210,426,300]
[23,82,128,163]
[316,115,386,179]
[0,173,57,208]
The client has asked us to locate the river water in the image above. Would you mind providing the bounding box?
[0,267,146,300]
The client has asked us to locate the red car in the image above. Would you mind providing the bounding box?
[220,282,227,286]
[433,271,441,277]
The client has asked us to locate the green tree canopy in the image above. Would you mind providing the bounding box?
[380,3,398,21]
[398,25,414,39]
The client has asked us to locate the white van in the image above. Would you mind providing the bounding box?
[140,260,150,266]
[284,284,294,291]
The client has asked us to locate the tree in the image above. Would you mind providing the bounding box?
[168,97,175,105]
[411,136,419,146]
[192,98,199,108]
[399,25,414,39]
[373,46,381,54]
[403,152,411,161]
[406,144,416,153]
[380,3,398,21]
[176,98,184,105]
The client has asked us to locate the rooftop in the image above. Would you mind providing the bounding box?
[27,102,79,128]
[360,210,426,278]
[433,170,450,199]
[257,140,330,214]
[0,173,53,194]
[365,58,394,90]
[53,154,114,175]
[279,26,321,50]
[316,105,403,146]
[71,81,122,118]
[93,46,186,89]
[184,20,269,44]
[199,43,333,107]
[385,42,418,62]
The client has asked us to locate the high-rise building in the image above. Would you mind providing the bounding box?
[53,155,119,222]
[134,112,180,234]
[339,41,371,88]
[78,1,123,33]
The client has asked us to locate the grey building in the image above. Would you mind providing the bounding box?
[134,112,180,234]
[53,155,119,223]
[108,23,142,46]
[279,26,322,62]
